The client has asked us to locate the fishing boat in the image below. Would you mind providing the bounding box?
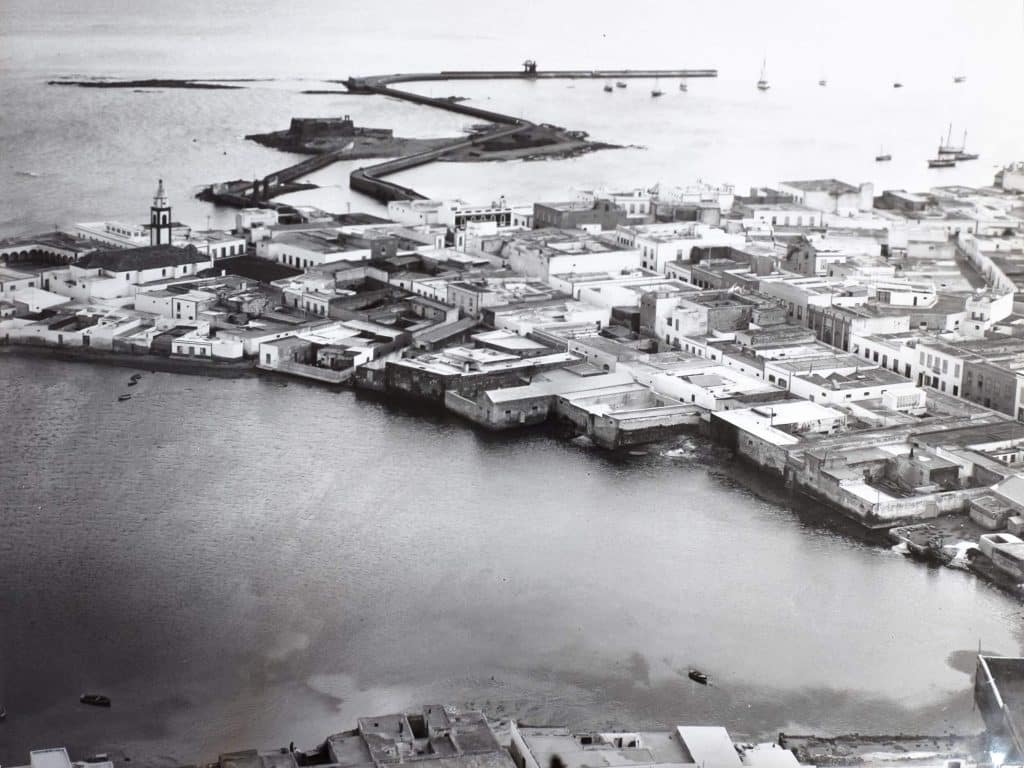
[928,156,956,168]
[678,81,688,92]
[118,393,132,402]
[875,146,892,162]
[688,669,709,685]
[80,694,111,708]
[651,79,663,98]
[615,81,627,88]
[954,130,978,161]
[938,123,963,155]
[130,373,142,381]
[127,380,137,387]
[757,57,769,91]
[603,83,613,93]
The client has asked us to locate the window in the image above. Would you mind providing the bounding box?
[265,353,271,364]
[942,359,948,373]
[953,385,959,396]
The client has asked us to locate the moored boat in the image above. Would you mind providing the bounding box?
[954,130,978,161]
[80,694,111,707]
[615,81,626,88]
[893,81,903,88]
[678,81,688,92]
[875,146,892,162]
[937,123,963,155]
[118,393,132,402]
[928,156,956,168]
[603,83,613,93]
[757,57,769,91]
[651,79,663,97]
[688,669,709,685]
[818,78,827,87]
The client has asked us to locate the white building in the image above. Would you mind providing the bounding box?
[265,231,370,268]
[511,722,805,768]
[778,179,874,216]
[999,161,1024,193]
[67,221,151,248]
[42,244,213,304]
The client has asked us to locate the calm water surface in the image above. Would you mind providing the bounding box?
[2,1,1024,764]
[0,357,1022,764]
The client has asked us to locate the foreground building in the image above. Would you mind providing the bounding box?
[511,722,804,768]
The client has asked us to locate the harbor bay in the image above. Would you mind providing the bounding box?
[4,1,1024,767]
[0,355,1021,765]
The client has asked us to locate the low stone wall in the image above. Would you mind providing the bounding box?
[267,359,352,384]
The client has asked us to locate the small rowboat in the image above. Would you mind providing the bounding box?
[80,694,111,707]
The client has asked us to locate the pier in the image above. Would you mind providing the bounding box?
[198,64,718,207]
[346,65,716,202]
[343,66,719,92]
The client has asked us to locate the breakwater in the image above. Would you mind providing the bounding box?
[345,66,716,202]
[197,66,717,208]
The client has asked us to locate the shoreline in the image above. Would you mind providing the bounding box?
[6,343,1014,599]
[47,78,247,89]
[0,342,256,378]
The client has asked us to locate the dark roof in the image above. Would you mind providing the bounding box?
[77,244,206,272]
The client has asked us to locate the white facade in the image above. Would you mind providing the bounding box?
[171,325,244,359]
[266,239,369,268]
[1000,163,1024,193]
[69,221,150,248]
[0,267,40,297]
[742,205,823,229]
[778,181,873,216]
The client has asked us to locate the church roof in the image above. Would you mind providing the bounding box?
[76,244,206,272]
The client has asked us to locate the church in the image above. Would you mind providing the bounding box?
[67,180,245,259]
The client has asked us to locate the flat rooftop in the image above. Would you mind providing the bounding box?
[781,179,860,195]
[275,230,360,253]
[800,367,909,390]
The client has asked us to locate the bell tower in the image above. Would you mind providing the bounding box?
[150,179,172,246]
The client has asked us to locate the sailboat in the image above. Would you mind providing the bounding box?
[955,131,979,161]
[757,57,770,91]
[938,123,963,155]
[875,145,892,162]
[929,138,956,167]
[651,78,663,97]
